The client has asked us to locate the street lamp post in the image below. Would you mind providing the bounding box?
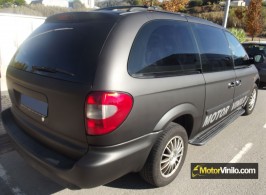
[223,0,231,28]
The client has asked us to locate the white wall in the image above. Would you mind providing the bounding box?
[42,0,69,8]
[25,0,32,4]
[0,14,45,92]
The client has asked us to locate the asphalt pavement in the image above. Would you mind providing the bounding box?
[0,89,265,195]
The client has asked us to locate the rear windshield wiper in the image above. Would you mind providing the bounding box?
[32,66,75,77]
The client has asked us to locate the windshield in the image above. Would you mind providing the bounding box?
[243,44,266,58]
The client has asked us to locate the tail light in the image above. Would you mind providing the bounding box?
[85,92,133,135]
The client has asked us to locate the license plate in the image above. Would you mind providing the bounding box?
[20,94,48,117]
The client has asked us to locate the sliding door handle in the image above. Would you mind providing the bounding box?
[236,80,241,86]
[228,82,235,88]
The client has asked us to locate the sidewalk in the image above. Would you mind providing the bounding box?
[0,91,11,135]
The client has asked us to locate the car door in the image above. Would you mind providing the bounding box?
[225,32,256,110]
[192,23,236,129]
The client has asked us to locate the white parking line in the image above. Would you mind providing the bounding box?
[0,163,24,195]
[229,143,253,163]
[263,123,266,128]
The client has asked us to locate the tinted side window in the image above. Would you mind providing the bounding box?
[225,32,249,66]
[192,24,233,73]
[128,20,201,77]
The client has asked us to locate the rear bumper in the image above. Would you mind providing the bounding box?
[2,108,160,188]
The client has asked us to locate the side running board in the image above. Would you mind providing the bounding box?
[189,109,245,146]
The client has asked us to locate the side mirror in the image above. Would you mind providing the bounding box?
[242,54,254,65]
[243,54,249,61]
[254,54,264,63]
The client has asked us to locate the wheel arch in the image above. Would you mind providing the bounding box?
[153,103,200,139]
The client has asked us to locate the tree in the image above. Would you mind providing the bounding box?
[0,0,25,7]
[96,0,122,7]
[245,0,263,40]
[126,0,143,5]
[234,7,246,21]
[161,0,189,12]
[14,0,25,6]
[141,0,161,6]
[229,28,247,43]
[72,0,85,9]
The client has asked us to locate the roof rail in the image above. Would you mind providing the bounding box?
[97,5,161,12]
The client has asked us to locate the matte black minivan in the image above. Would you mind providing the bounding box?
[2,6,259,188]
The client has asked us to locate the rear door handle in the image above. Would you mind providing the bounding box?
[228,82,235,88]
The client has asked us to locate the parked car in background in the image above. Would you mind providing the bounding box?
[243,42,266,88]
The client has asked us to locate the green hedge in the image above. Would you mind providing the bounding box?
[229,28,247,43]
[189,0,203,7]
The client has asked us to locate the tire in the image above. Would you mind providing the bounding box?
[243,85,258,115]
[140,123,188,187]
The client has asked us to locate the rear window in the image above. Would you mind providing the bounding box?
[9,16,117,83]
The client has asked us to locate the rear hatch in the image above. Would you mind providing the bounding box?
[6,12,119,159]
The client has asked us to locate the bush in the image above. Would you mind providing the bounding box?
[202,0,220,5]
[261,31,266,37]
[229,28,247,42]
[227,7,246,29]
[0,0,25,8]
[262,1,266,7]
[185,4,222,14]
[194,10,245,29]
[189,0,203,7]
[14,0,25,6]
[202,4,223,12]
[195,11,223,25]
[72,0,85,9]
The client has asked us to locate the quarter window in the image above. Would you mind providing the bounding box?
[128,20,201,77]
